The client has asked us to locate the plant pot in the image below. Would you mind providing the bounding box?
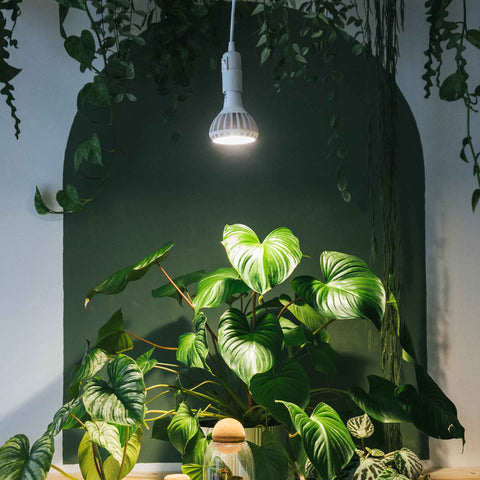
[202,423,287,447]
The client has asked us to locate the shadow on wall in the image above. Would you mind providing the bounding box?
[62,5,426,464]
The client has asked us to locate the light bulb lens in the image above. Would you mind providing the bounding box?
[212,135,256,145]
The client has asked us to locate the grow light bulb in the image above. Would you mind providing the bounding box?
[209,1,259,145]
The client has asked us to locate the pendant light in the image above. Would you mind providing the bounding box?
[209,0,259,145]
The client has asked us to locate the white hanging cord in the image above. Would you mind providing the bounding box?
[229,0,236,44]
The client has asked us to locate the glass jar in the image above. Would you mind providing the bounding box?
[203,418,255,480]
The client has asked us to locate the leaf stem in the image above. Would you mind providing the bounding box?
[252,292,257,327]
[277,297,301,319]
[118,426,129,480]
[157,263,195,309]
[50,465,79,480]
[127,331,178,351]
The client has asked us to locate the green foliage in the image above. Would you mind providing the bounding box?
[349,375,410,423]
[85,242,174,305]
[249,431,290,480]
[307,341,338,379]
[74,133,102,171]
[167,402,199,455]
[250,359,311,427]
[83,354,146,426]
[280,401,355,480]
[0,434,54,480]
[94,309,133,354]
[84,420,123,463]
[291,251,386,329]
[64,30,95,71]
[135,348,157,374]
[218,308,283,385]
[68,348,109,398]
[47,398,82,436]
[222,224,303,295]
[176,313,209,369]
[193,267,249,311]
[346,414,374,439]
[152,269,205,305]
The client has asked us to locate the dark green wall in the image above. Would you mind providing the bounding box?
[63,5,426,464]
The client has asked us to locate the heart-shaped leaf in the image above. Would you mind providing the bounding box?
[151,417,171,442]
[439,71,466,102]
[177,313,209,369]
[136,348,157,374]
[79,427,142,480]
[85,421,123,464]
[193,267,250,311]
[279,401,355,480]
[64,30,95,68]
[249,431,289,480]
[74,133,102,171]
[396,365,465,441]
[94,309,133,354]
[349,375,410,423]
[346,414,374,439]
[68,348,109,398]
[183,430,209,465]
[222,224,302,295]
[152,270,205,305]
[83,354,146,426]
[62,401,90,430]
[85,242,174,306]
[218,308,283,384]
[77,74,111,110]
[250,359,310,426]
[0,434,54,480]
[393,448,422,479]
[291,252,385,329]
[167,402,199,455]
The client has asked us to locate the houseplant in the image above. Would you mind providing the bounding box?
[0,224,464,480]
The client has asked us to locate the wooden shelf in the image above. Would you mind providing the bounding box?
[48,467,480,480]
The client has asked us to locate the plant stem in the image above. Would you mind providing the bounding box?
[51,465,79,480]
[84,1,107,67]
[277,297,301,319]
[92,443,105,480]
[252,292,257,327]
[127,331,177,351]
[313,318,336,335]
[310,387,349,396]
[157,263,195,309]
[145,389,170,405]
[118,426,129,480]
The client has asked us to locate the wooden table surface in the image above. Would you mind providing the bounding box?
[47,468,480,480]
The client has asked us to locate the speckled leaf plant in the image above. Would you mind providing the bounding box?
[0,224,463,480]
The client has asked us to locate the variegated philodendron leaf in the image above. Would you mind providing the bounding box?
[378,468,410,480]
[222,224,302,295]
[346,414,374,439]
[291,251,386,329]
[85,421,123,464]
[0,434,54,480]
[68,348,109,398]
[47,397,82,436]
[218,308,283,385]
[393,448,423,479]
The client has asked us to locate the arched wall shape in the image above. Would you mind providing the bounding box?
[63,5,426,464]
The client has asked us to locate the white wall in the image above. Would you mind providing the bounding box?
[0,0,478,469]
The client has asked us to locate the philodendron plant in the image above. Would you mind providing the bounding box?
[0,224,464,480]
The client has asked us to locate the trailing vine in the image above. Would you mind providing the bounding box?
[0,0,22,138]
[423,0,480,211]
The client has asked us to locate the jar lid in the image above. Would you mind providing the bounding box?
[164,475,190,480]
[212,418,246,443]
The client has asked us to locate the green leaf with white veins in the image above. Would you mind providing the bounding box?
[222,224,302,295]
[0,434,54,480]
[68,348,109,398]
[346,414,374,439]
[193,267,249,312]
[218,308,283,385]
[393,448,423,479]
[291,251,385,329]
[83,354,146,426]
[85,421,123,464]
[279,401,355,480]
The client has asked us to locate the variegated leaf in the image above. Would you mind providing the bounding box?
[222,224,302,295]
[85,421,123,464]
[346,414,374,439]
[218,308,283,384]
[291,251,385,329]
[378,468,410,480]
[193,267,250,311]
[394,448,423,479]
